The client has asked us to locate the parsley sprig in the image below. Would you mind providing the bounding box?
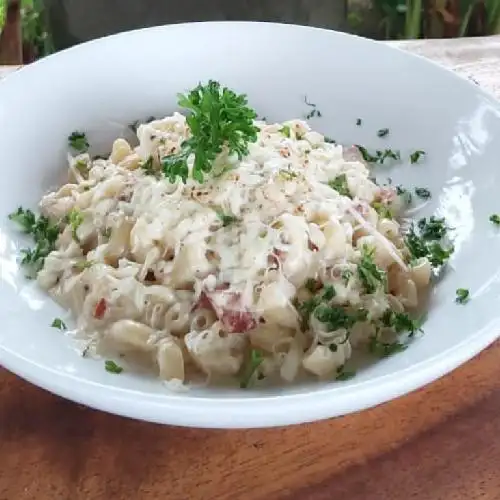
[8,207,60,273]
[162,81,258,183]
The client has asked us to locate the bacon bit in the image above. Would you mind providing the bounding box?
[221,309,257,334]
[195,291,213,311]
[197,288,257,333]
[378,186,397,204]
[308,240,319,252]
[354,203,370,218]
[94,298,107,319]
[343,146,365,164]
[268,248,286,268]
[194,282,231,311]
[279,148,291,158]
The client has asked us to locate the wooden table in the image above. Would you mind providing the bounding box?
[2,36,500,500]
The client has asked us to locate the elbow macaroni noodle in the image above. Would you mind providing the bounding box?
[37,115,431,387]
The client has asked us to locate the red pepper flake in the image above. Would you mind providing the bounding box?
[94,298,107,319]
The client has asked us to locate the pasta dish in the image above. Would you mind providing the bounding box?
[9,81,453,388]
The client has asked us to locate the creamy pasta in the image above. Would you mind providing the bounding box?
[30,113,439,388]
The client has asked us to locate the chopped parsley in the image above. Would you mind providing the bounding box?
[67,208,84,241]
[418,216,447,240]
[381,309,423,337]
[141,156,156,175]
[8,207,60,274]
[336,366,356,381]
[68,131,89,153]
[396,185,413,205]
[489,214,500,225]
[341,269,353,284]
[377,128,389,138]
[306,109,322,119]
[357,246,386,294]
[216,211,238,227]
[305,278,319,293]
[280,125,291,138]
[405,217,454,268]
[356,146,401,165]
[369,336,407,358]
[322,285,336,301]
[278,169,298,181]
[356,118,362,126]
[75,159,89,175]
[303,96,321,119]
[372,201,394,219]
[328,174,351,197]
[105,360,123,374]
[324,137,336,144]
[455,288,470,304]
[51,318,67,330]
[314,305,367,332]
[162,81,258,183]
[240,349,264,388]
[74,260,94,271]
[410,150,426,164]
[415,187,431,200]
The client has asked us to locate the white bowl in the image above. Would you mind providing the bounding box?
[1,22,500,428]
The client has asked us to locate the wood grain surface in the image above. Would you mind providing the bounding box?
[2,36,500,500]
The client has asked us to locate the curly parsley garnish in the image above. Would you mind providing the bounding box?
[68,131,89,153]
[162,81,258,183]
[8,207,60,274]
[455,288,470,304]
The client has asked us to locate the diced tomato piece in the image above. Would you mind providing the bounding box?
[94,298,107,319]
[221,309,257,334]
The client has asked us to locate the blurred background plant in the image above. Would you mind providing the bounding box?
[353,0,500,39]
[20,0,53,60]
[1,0,500,64]
[0,0,6,35]
[0,0,52,61]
